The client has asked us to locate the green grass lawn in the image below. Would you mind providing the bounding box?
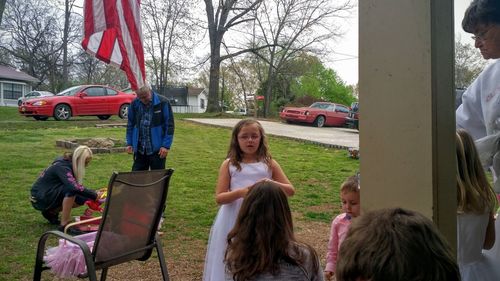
[0,107,359,280]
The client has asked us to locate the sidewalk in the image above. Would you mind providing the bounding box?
[185,118,359,150]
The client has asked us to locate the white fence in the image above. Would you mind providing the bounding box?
[171,105,205,114]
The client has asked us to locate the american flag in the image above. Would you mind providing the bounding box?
[82,0,145,90]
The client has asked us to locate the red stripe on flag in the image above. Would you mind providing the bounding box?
[83,0,94,39]
[81,0,145,90]
[82,0,94,50]
[120,0,145,80]
[111,0,138,89]
[95,29,116,64]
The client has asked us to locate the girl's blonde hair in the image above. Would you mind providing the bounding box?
[227,119,272,170]
[341,175,360,194]
[71,145,93,184]
[456,129,497,214]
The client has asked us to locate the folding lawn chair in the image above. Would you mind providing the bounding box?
[34,169,174,281]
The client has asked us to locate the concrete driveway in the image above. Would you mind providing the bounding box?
[185,118,359,149]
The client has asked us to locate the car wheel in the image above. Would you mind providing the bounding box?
[119,104,129,119]
[97,115,111,120]
[33,116,48,121]
[313,116,325,128]
[54,104,71,121]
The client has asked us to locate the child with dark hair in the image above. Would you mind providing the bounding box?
[203,119,295,281]
[225,181,322,281]
[324,175,360,281]
[336,208,460,281]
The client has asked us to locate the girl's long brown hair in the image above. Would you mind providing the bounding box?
[456,129,497,214]
[227,119,272,170]
[225,181,319,281]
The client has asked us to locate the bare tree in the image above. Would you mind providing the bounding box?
[142,0,201,91]
[455,40,487,89]
[0,0,81,92]
[204,0,264,112]
[226,55,262,113]
[73,49,128,88]
[0,0,6,26]
[74,50,105,84]
[61,0,80,89]
[252,0,352,116]
[0,0,63,89]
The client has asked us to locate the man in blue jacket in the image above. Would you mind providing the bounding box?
[126,84,174,170]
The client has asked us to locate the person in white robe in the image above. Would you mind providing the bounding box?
[455,0,500,262]
[456,0,500,190]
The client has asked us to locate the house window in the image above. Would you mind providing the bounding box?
[3,83,23,99]
[200,99,205,109]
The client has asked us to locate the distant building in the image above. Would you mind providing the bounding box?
[153,85,207,114]
[0,66,39,106]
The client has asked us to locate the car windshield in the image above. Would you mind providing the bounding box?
[309,102,330,109]
[56,86,83,96]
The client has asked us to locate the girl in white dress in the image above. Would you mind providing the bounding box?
[456,129,500,281]
[203,119,295,281]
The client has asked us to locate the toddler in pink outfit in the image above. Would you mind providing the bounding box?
[324,175,360,281]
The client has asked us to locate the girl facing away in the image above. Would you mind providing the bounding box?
[30,145,98,234]
[225,181,323,281]
[202,119,295,281]
[456,129,500,280]
[336,208,460,281]
[324,175,360,281]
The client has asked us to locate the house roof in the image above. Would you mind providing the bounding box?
[0,65,39,83]
[188,87,205,96]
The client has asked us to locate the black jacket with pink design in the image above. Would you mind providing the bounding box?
[30,157,97,211]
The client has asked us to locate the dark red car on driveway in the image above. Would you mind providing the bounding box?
[18,85,135,121]
[280,102,350,127]
[345,101,359,130]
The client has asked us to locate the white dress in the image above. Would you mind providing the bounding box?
[457,213,500,281]
[203,161,272,281]
[483,211,500,260]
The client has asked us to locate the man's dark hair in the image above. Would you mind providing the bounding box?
[462,0,500,33]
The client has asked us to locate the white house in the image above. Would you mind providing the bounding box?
[0,66,39,106]
[186,87,208,113]
[158,86,207,114]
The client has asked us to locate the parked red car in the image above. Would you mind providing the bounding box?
[18,85,136,121]
[280,102,350,127]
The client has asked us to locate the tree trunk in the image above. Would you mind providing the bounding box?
[0,0,6,26]
[207,55,221,112]
[263,71,275,117]
[263,56,277,117]
[62,0,70,89]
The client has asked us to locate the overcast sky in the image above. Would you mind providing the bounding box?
[329,0,474,86]
[74,0,473,86]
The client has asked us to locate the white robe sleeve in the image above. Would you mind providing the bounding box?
[456,60,500,141]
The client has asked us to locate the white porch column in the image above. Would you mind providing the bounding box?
[359,0,456,251]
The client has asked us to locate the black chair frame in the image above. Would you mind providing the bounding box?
[33,169,174,281]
